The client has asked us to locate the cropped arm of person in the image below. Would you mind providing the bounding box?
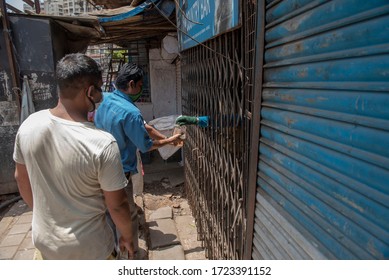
[104,189,135,259]
[148,133,182,151]
[14,163,33,209]
[144,123,184,150]
[125,115,184,153]
[145,123,166,140]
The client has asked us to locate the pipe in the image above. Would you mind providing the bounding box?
[0,196,22,211]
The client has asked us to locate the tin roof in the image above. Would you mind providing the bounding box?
[9,0,176,48]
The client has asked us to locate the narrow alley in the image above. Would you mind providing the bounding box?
[0,151,207,260]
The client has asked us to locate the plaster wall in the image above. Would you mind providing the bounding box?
[147,48,178,119]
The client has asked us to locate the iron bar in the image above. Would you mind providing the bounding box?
[244,0,265,260]
[0,0,21,104]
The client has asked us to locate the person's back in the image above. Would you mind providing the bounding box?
[13,53,134,260]
[95,90,151,174]
[14,110,125,259]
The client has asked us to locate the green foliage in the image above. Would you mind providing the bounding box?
[112,50,127,60]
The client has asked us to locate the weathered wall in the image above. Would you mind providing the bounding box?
[9,16,58,111]
[0,20,20,195]
[136,102,154,122]
[0,16,62,195]
[148,41,179,119]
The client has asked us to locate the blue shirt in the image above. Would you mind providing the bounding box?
[95,89,153,173]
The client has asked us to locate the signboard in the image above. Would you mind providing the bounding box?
[177,0,240,51]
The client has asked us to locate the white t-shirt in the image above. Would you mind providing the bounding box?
[13,109,127,259]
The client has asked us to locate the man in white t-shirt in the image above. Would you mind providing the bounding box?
[13,53,135,259]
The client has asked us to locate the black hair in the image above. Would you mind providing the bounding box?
[56,53,102,97]
[115,63,145,91]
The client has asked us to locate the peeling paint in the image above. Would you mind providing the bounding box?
[0,70,12,101]
[281,94,295,102]
[0,101,19,126]
[29,73,53,101]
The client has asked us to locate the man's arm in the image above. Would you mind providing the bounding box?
[144,123,183,150]
[103,188,135,259]
[145,123,166,140]
[14,163,33,209]
[148,133,183,151]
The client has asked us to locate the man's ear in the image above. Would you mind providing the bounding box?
[129,80,135,88]
[86,85,93,97]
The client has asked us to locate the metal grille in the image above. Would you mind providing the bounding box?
[181,1,257,259]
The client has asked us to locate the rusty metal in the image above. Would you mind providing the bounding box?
[244,0,264,260]
[34,0,41,14]
[22,0,34,7]
[0,0,21,96]
[180,1,257,259]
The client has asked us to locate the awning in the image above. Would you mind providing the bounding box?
[91,0,176,46]
[7,0,176,48]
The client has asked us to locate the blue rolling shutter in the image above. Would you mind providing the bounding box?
[253,0,389,259]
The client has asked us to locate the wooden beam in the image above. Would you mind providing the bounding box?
[34,0,40,14]
[22,0,34,7]
[0,0,21,110]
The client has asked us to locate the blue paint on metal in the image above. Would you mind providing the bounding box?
[177,0,240,50]
[262,108,389,161]
[259,136,389,234]
[265,55,389,83]
[263,89,389,121]
[265,0,389,43]
[255,0,389,259]
[266,15,389,63]
[266,0,329,27]
[98,0,160,23]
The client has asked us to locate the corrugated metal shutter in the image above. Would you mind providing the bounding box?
[253,0,389,259]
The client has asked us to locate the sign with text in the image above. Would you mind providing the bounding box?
[177,0,240,51]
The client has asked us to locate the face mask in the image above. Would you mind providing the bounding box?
[129,87,143,102]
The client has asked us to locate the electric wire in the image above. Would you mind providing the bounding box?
[151,0,249,81]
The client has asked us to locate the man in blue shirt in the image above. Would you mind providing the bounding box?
[95,63,182,257]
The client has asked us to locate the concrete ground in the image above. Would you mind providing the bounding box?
[0,151,207,260]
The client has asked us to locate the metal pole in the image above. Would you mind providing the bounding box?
[34,0,41,14]
[0,0,21,96]
[244,0,265,260]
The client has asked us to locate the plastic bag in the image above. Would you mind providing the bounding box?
[148,115,183,160]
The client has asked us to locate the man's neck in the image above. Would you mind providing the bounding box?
[50,100,88,122]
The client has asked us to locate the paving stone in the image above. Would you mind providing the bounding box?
[149,206,172,220]
[16,212,33,224]
[0,233,26,247]
[0,217,14,239]
[180,237,203,251]
[180,201,189,209]
[175,215,197,237]
[13,248,35,260]
[19,235,35,250]
[0,246,18,260]
[185,250,207,260]
[150,245,185,260]
[148,219,180,249]
[177,203,191,215]
[8,223,31,235]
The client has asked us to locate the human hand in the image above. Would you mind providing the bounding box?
[119,236,136,259]
[169,133,184,146]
